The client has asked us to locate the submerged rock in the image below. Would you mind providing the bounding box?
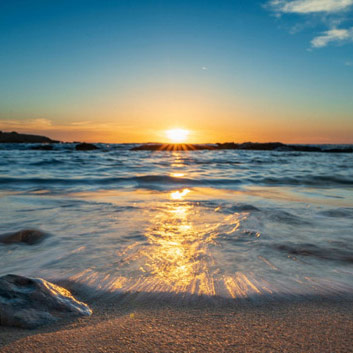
[275,243,353,263]
[75,143,99,151]
[0,229,49,245]
[0,274,92,328]
[31,144,54,151]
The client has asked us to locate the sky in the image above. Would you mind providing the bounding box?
[0,0,352,143]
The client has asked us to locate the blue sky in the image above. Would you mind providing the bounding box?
[0,0,352,143]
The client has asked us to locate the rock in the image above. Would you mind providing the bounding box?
[0,274,92,328]
[291,145,322,152]
[32,145,54,151]
[274,145,294,151]
[131,144,216,151]
[31,145,54,151]
[0,229,49,245]
[216,142,287,150]
[216,142,241,150]
[239,142,286,150]
[131,144,164,151]
[132,142,353,153]
[0,131,59,144]
[324,147,353,153]
[75,143,99,151]
[275,243,353,264]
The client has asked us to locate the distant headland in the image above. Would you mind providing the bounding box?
[0,131,352,153]
[131,142,353,153]
[0,131,59,144]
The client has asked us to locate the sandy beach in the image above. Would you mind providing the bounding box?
[1,293,353,353]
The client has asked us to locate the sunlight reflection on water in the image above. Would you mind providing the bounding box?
[141,189,217,295]
[1,148,353,301]
[69,186,269,298]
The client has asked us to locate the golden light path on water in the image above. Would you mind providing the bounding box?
[69,184,271,299]
[68,152,289,299]
[139,188,266,297]
[66,176,346,300]
[142,190,217,295]
[4,150,350,301]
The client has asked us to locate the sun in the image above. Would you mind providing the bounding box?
[165,129,189,143]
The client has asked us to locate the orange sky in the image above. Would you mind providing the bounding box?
[1,114,352,144]
[1,1,353,144]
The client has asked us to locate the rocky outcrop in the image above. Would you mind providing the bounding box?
[0,131,59,143]
[131,142,353,153]
[0,229,49,245]
[0,274,92,328]
[75,143,99,151]
[217,142,286,150]
[131,144,216,151]
[31,145,54,151]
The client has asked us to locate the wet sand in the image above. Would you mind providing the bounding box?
[1,294,353,353]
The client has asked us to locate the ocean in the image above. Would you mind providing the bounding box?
[0,143,353,301]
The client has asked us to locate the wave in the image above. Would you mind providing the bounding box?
[30,159,65,166]
[260,175,353,186]
[0,173,352,190]
[318,208,353,218]
[275,242,353,264]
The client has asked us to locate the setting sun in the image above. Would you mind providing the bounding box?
[165,129,189,143]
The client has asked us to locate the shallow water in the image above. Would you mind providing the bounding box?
[0,143,352,300]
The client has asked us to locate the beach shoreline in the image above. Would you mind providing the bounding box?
[1,144,353,352]
[1,292,353,353]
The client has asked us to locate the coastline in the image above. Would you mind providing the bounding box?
[1,292,353,353]
[1,141,353,352]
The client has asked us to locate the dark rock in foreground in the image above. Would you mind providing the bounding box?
[75,142,99,151]
[131,142,353,153]
[0,229,49,245]
[0,131,59,143]
[0,274,92,328]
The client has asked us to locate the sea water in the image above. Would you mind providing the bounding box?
[0,143,352,300]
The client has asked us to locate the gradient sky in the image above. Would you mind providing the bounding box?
[0,0,352,143]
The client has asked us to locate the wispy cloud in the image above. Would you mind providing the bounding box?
[0,118,53,130]
[311,27,353,47]
[267,0,353,48]
[270,0,353,14]
[0,118,139,142]
[0,119,130,132]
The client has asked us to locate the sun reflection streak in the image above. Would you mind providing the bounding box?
[141,189,219,294]
[69,186,265,299]
[170,172,185,178]
[170,189,190,200]
[137,189,266,297]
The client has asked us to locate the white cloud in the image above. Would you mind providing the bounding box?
[311,27,353,47]
[267,0,353,49]
[270,0,353,14]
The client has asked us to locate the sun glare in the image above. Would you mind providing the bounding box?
[170,189,190,200]
[166,129,189,143]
